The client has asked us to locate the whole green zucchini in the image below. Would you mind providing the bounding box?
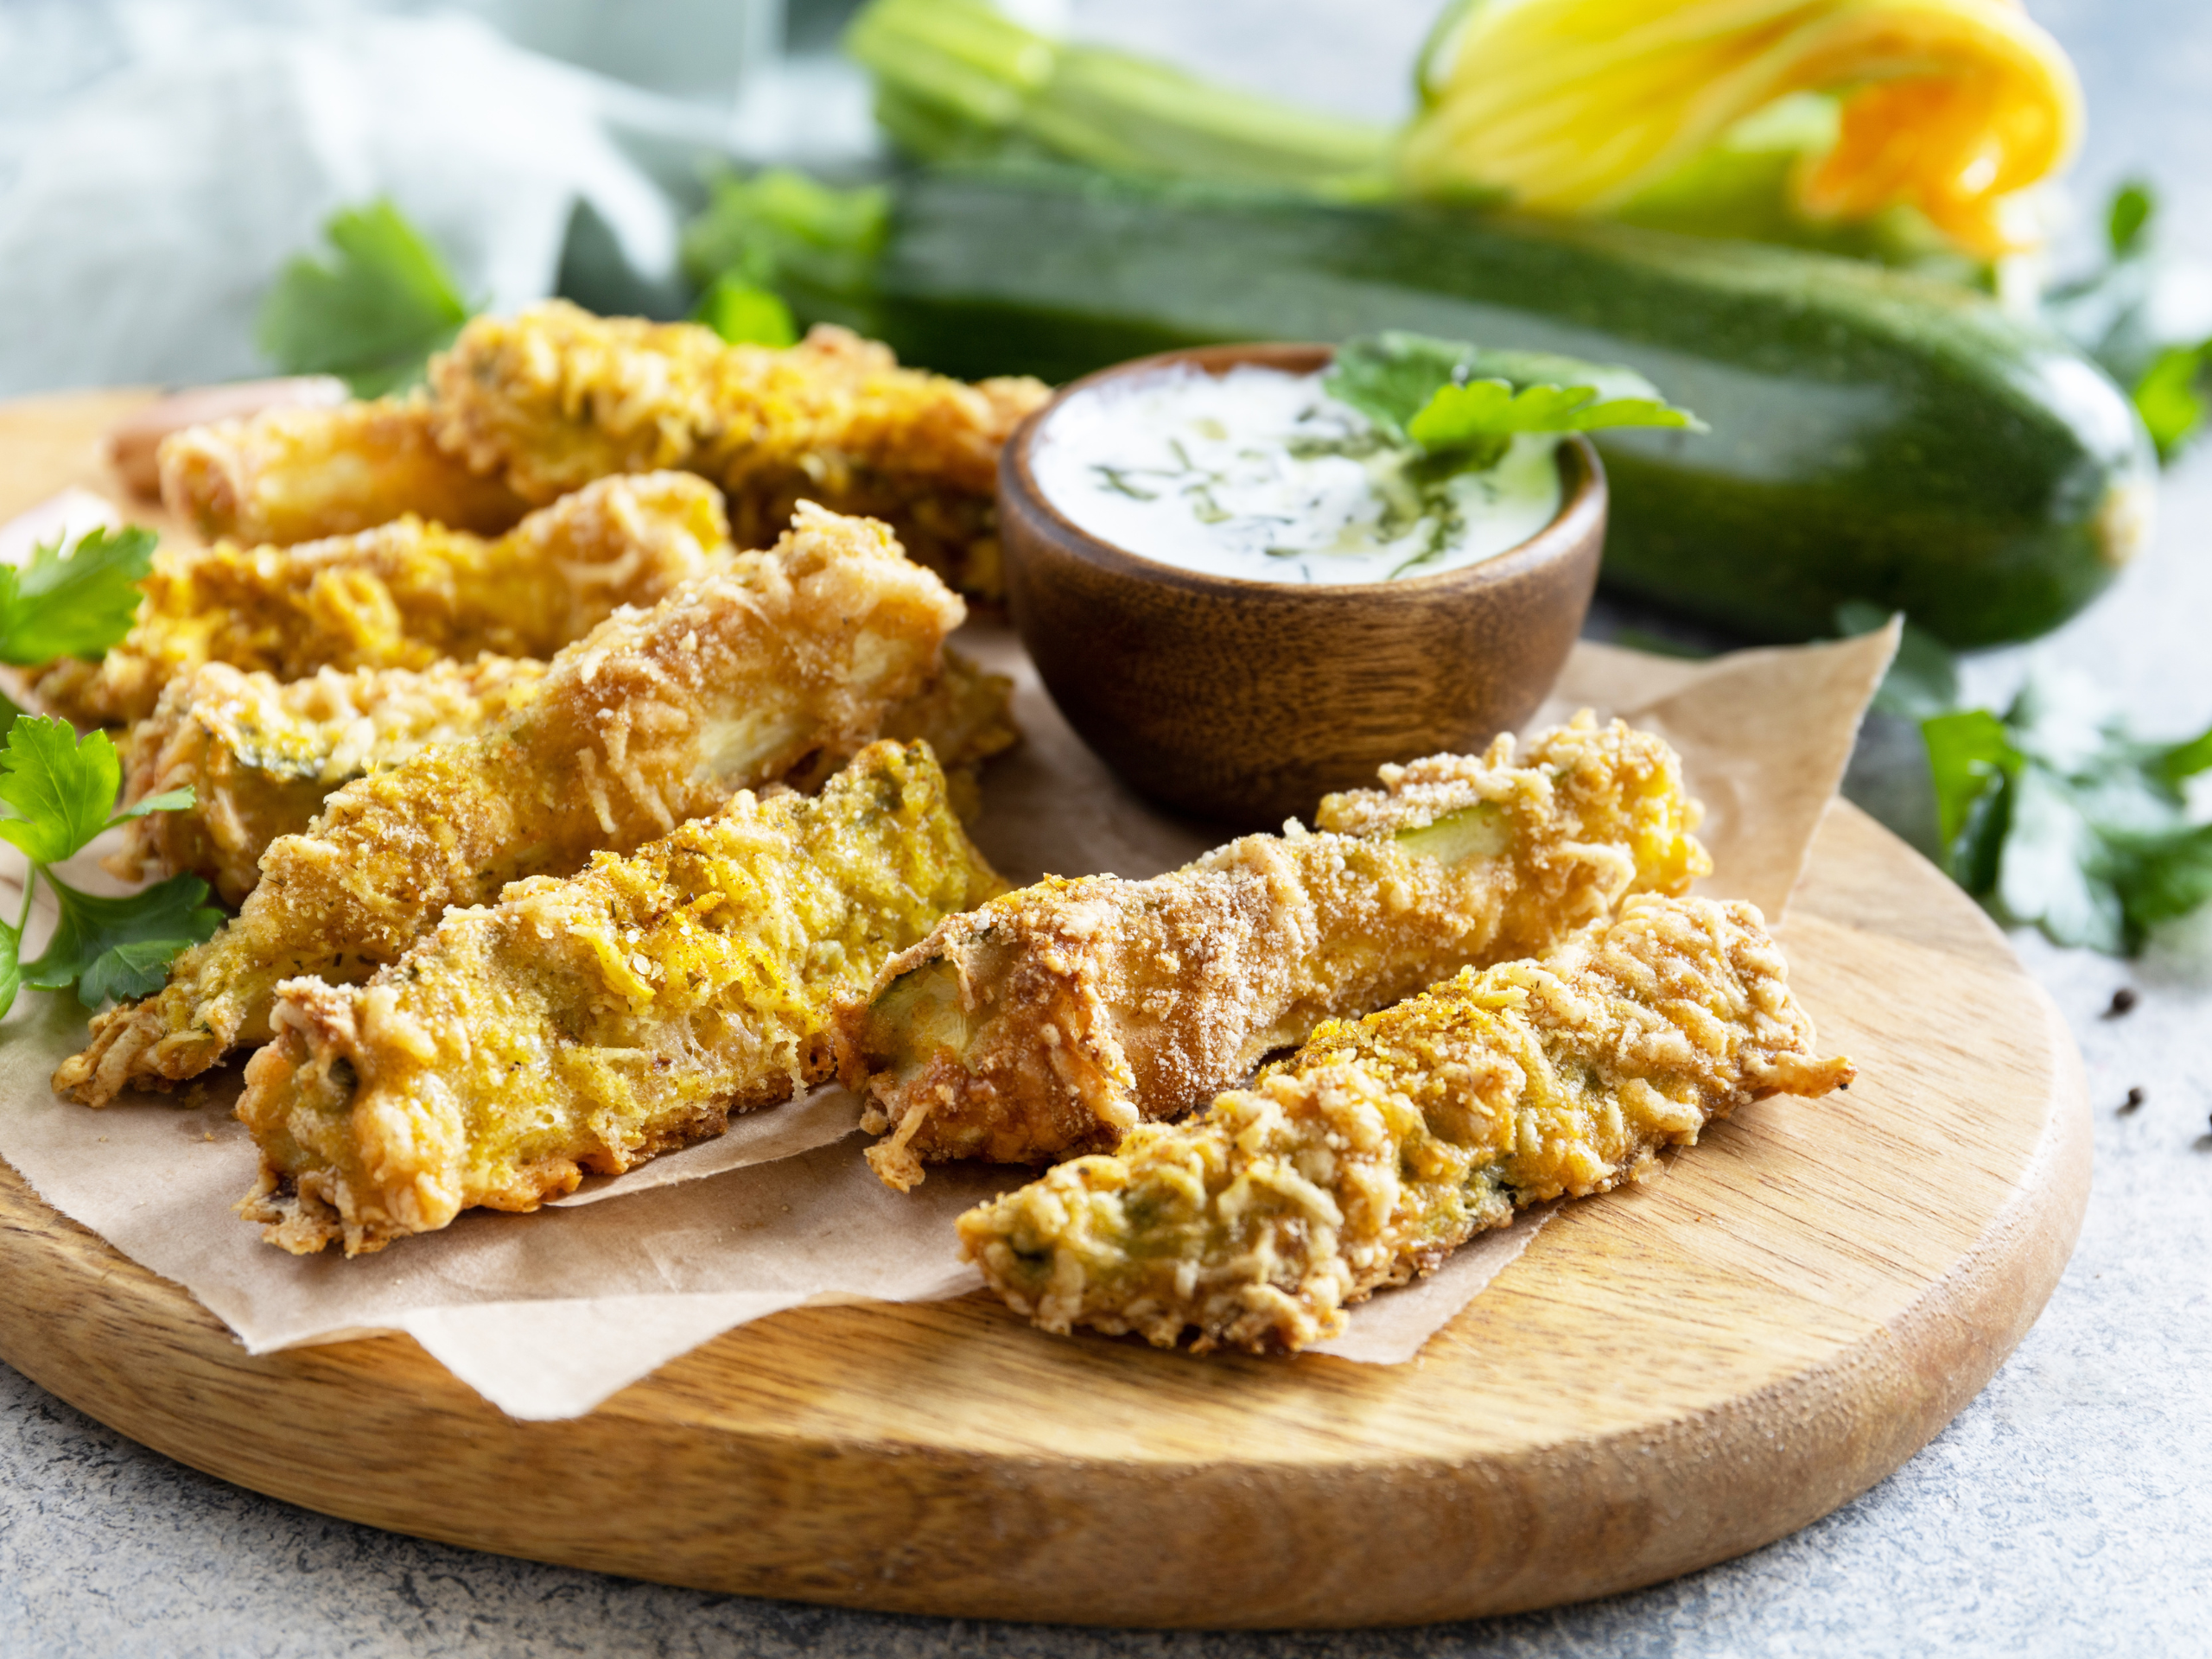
[861,169,2154,647]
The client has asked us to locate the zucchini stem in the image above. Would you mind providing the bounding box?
[844,0,1391,194]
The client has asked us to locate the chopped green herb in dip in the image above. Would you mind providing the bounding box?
[1032,365,1565,585]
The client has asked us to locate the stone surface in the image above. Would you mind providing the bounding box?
[5,1,2211,1653]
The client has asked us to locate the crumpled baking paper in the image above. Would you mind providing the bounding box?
[0,497,1898,1414]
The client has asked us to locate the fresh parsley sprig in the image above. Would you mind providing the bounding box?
[0,718,219,1019]
[0,525,157,666]
[1833,602,2210,957]
[1325,331,1706,473]
[257,199,474,397]
[693,272,799,347]
[1923,677,2212,956]
[681,168,892,340]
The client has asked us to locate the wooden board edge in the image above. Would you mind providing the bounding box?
[0,974,2092,1627]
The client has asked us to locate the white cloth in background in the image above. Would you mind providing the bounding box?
[0,0,1434,398]
[0,3,678,396]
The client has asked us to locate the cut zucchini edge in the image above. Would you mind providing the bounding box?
[865,956,969,1075]
[1395,802,1512,865]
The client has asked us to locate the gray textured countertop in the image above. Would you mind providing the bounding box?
[5,3,2210,1654]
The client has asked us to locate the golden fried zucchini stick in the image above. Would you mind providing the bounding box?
[55,504,964,1107]
[839,715,1710,1190]
[107,649,1015,906]
[160,395,530,545]
[35,470,731,728]
[236,741,1003,1256]
[960,894,1854,1353]
[429,302,1050,596]
[876,648,1019,819]
[106,656,550,906]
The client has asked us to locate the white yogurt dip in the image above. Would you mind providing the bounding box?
[1030,363,1564,585]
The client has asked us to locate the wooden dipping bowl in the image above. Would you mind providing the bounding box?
[997,343,1606,827]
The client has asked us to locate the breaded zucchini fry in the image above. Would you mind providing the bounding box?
[960,894,1854,1353]
[236,741,1004,1256]
[35,471,730,728]
[160,395,529,545]
[429,302,1049,596]
[877,647,1019,819]
[840,715,1710,1189]
[107,649,1014,906]
[107,656,550,906]
[55,504,964,1106]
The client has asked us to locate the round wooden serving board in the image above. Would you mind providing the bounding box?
[0,393,2088,1629]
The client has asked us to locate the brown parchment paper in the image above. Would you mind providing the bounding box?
[0,512,1898,1414]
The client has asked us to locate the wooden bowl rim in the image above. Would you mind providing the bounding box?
[1002,342,1607,601]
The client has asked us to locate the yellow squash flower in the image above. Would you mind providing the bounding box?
[1401,0,2084,256]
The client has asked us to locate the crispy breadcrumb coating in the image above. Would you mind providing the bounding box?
[106,656,550,906]
[429,302,1049,597]
[959,895,1854,1353]
[237,741,1004,1256]
[840,715,1710,1190]
[54,504,964,1106]
[35,471,730,728]
[107,649,1015,906]
[876,648,1019,820]
[159,394,528,545]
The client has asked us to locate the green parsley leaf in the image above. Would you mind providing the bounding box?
[1327,332,1703,455]
[21,874,223,1007]
[2133,342,2212,462]
[1922,708,2014,885]
[1324,333,1471,441]
[1923,671,2212,954]
[0,717,123,867]
[2107,823,2212,937]
[0,524,156,665]
[257,199,474,397]
[681,169,890,335]
[695,274,799,346]
[2107,179,2155,258]
[0,716,212,1022]
[1996,760,2120,951]
[1407,377,1700,454]
[2157,724,2212,786]
[112,785,196,822]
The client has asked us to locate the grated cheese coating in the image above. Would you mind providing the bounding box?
[108,648,1015,906]
[959,894,1854,1353]
[36,470,729,727]
[237,741,1003,1256]
[429,302,1049,597]
[54,503,964,1106]
[157,393,529,546]
[108,655,548,906]
[839,714,1711,1189]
